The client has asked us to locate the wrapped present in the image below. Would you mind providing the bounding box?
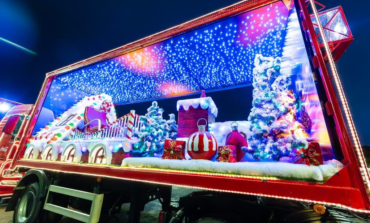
[217,145,237,163]
[293,142,323,166]
[162,139,186,160]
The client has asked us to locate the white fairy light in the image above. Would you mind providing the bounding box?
[309,0,370,191]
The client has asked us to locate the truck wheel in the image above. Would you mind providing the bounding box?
[13,182,43,223]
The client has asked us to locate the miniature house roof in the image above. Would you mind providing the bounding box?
[177,97,218,118]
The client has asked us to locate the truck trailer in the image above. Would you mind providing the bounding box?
[5,0,370,222]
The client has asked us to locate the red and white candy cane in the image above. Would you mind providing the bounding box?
[126,110,135,139]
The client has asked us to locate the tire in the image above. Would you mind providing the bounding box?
[13,182,43,223]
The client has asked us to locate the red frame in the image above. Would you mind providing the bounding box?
[309,6,354,62]
[8,0,370,212]
[0,161,18,197]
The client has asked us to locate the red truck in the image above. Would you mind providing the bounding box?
[0,98,28,201]
[5,0,370,222]
[0,104,31,201]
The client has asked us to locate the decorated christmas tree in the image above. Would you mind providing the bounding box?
[247,54,309,161]
[167,113,178,140]
[131,101,170,157]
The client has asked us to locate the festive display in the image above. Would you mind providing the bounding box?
[247,54,310,161]
[217,145,237,163]
[11,0,368,213]
[282,7,332,152]
[131,101,170,157]
[27,94,116,153]
[292,142,324,166]
[225,123,248,162]
[162,139,186,160]
[177,93,218,137]
[48,2,290,106]
[209,121,251,147]
[122,158,343,182]
[167,114,178,140]
[22,1,341,183]
[187,119,217,160]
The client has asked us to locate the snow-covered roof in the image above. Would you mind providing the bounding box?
[177,97,218,118]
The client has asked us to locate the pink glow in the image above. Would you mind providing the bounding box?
[117,46,164,75]
[236,2,289,45]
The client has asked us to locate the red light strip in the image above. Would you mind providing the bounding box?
[308,0,370,191]
[12,163,370,214]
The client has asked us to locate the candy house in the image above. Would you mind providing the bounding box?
[177,92,218,138]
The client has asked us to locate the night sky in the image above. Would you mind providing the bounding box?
[0,0,370,144]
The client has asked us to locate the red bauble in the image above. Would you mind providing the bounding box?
[226,123,248,162]
[187,119,217,160]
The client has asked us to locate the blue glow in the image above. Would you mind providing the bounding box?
[0,37,37,55]
[50,2,289,106]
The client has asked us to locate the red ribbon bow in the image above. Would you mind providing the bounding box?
[163,141,185,160]
[294,148,321,166]
[217,147,235,162]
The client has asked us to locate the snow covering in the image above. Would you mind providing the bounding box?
[28,94,116,151]
[177,97,218,118]
[121,157,344,182]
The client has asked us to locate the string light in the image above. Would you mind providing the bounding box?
[12,161,370,214]
[309,0,370,191]
[52,2,289,105]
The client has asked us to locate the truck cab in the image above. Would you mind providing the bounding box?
[0,105,33,199]
[0,105,54,200]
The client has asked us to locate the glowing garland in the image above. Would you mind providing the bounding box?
[309,0,370,192]
[12,161,370,214]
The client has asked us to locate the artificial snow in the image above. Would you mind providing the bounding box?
[177,97,218,118]
[121,157,344,182]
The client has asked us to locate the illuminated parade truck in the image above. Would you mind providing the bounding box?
[4,0,369,222]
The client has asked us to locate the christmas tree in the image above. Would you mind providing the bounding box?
[167,113,178,140]
[247,54,309,161]
[131,101,170,157]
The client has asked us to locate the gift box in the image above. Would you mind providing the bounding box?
[217,145,237,163]
[293,142,324,166]
[162,139,186,160]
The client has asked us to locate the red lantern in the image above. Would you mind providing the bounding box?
[187,119,217,160]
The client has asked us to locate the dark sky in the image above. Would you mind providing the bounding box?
[0,0,370,144]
